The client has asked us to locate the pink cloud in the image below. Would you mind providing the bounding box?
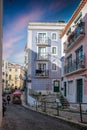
[49,1,71,12]
[4,8,44,37]
[3,35,24,49]
[3,8,45,61]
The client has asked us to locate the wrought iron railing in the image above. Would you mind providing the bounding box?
[36,37,49,45]
[64,22,85,52]
[36,54,49,61]
[35,69,49,77]
[64,55,85,74]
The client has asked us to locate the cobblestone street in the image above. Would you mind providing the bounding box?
[1,104,81,130]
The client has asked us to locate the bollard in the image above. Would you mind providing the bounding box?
[57,102,59,116]
[44,101,46,112]
[79,103,83,123]
[36,100,38,111]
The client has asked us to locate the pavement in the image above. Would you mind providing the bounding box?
[1,104,80,130]
[22,102,87,130]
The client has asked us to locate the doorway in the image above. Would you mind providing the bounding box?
[77,79,83,103]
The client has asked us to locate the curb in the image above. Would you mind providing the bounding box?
[22,104,87,130]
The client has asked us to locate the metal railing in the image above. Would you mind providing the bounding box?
[33,100,87,124]
[36,37,50,45]
[64,22,85,52]
[35,69,49,77]
[36,54,49,61]
[64,55,85,74]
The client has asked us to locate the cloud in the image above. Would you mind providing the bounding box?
[48,0,71,12]
[10,52,25,65]
[3,8,44,38]
[3,35,24,49]
[3,8,44,63]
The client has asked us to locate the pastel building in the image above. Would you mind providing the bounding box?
[25,22,66,95]
[7,62,24,89]
[2,60,8,91]
[2,61,24,90]
[61,0,87,107]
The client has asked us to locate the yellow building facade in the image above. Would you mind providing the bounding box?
[8,62,24,89]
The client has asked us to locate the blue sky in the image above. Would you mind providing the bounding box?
[3,0,81,65]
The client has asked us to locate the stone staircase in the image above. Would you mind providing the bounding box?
[40,93,70,109]
[59,95,70,109]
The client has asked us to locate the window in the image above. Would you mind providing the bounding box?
[75,46,84,69]
[52,47,56,54]
[76,46,83,58]
[52,63,56,70]
[9,68,12,71]
[37,33,47,43]
[15,75,18,80]
[15,81,17,84]
[38,47,46,59]
[52,33,57,40]
[53,80,60,92]
[67,54,72,65]
[66,54,72,73]
[54,80,59,86]
[68,81,73,95]
[9,75,11,80]
[15,68,18,72]
[38,63,46,71]
[38,33,46,38]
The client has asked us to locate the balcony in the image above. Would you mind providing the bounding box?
[64,22,85,52]
[36,37,50,46]
[35,69,49,78]
[64,55,85,75]
[36,54,49,61]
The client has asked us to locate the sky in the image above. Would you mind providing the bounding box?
[3,0,81,65]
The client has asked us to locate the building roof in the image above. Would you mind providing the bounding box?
[28,21,66,31]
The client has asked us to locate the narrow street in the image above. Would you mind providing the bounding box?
[1,104,80,130]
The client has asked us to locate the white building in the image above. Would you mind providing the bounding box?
[25,22,66,101]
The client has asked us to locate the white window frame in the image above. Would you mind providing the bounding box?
[36,62,48,70]
[51,62,57,71]
[37,32,47,39]
[51,32,57,41]
[37,46,47,56]
[51,46,57,55]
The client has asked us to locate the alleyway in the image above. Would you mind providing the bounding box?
[1,104,81,130]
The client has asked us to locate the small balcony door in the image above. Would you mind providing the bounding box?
[38,47,47,59]
[76,46,83,69]
[38,33,46,43]
[38,63,46,71]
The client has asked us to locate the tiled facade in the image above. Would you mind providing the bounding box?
[61,0,87,108]
[26,22,66,94]
[0,0,2,126]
